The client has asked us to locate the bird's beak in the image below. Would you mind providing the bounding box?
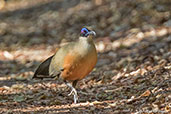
[88,31,96,37]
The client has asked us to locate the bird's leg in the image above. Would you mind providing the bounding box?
[68,88,74,96]
[68,80,78,96]
[66,80,78,103]
[66,83,78,103]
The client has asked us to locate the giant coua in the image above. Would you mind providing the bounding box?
[33,27,97,103]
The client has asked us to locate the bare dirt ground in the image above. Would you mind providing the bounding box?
[0,0,170,113]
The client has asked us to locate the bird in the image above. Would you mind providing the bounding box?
[33,27,97,103]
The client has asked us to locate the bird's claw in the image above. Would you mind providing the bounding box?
[66,83,78,103]
[69,87,78,103]
[73,88,78,104]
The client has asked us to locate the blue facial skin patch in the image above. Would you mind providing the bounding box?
[81,28,89,37]
[81,28,89,33]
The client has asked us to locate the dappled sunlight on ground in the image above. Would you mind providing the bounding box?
[0,0,170,113]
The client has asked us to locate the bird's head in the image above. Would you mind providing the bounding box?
[80,27,96,38]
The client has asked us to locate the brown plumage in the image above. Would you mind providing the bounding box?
[33,27,97,103]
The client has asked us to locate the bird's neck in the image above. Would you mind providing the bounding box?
[74,37,96,56]
[79,36,93,42]
[78,37,94,48]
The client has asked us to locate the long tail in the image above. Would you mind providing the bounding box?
[33,55,54,79]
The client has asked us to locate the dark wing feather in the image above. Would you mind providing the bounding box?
[33,55,54,79]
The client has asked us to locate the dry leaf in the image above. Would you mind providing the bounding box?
[140,90,151,97]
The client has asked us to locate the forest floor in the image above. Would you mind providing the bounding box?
[0,0,170,113]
